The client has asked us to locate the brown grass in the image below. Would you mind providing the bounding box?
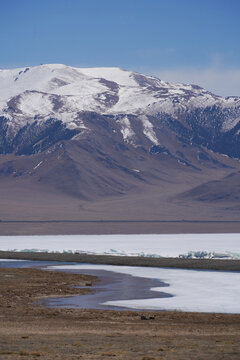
[0,267,240,359]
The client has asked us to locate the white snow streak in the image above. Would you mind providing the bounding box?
[117,116,135,144]
[33,161,43,170]
[140,115,159,145]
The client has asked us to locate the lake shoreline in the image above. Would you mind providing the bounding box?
[0,265,240,359]
[2,220,240,235]
[42,268,171,312]
[1,250,240,271]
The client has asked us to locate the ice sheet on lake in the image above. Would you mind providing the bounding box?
[49,263,240,313]
[0,259,28,261]
[0,233,240,259]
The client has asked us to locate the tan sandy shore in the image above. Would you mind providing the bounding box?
[2,220,240,235]
[0,266,240,359]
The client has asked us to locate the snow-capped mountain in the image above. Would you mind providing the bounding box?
[1,64,240,211]
[1,64,240,157]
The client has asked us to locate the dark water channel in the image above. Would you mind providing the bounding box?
[0,259,171,311]
[0,259,77,268]
[42,268,172,311]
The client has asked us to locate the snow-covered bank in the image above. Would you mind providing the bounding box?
[0,259,28,262]
[0,233,240,259]
[49,263,240,313]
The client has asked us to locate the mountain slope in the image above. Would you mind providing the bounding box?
[1,64,240,158]
[1,64,240,224]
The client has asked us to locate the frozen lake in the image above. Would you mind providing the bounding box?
[0,233,240,259]
[1,259,240,313]
[49,263,240,314]
[42,268,171,311]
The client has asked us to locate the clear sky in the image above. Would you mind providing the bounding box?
[1,0,240,96]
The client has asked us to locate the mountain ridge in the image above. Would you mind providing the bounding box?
[1,64,240,224]
[1,64,240,157]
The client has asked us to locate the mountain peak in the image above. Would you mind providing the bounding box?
[0,63,240,160]
[1,65,240,211]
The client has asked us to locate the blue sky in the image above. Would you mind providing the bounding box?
[1,0,240,96]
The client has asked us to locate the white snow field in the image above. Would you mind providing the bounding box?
[1,64,240,141]
[49,263,240,313]
[0,233,240,259]
[0,259,27,262]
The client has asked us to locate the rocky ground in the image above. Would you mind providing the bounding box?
[0,267,240,359]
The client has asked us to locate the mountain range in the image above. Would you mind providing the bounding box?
[1,64,240,227]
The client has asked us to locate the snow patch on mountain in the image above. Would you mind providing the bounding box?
[116,116,135,144]
[18,91,53,116]
[140,115,159,145]
[79,67,137,87]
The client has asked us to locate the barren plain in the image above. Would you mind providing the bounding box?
[0,266,240,360]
